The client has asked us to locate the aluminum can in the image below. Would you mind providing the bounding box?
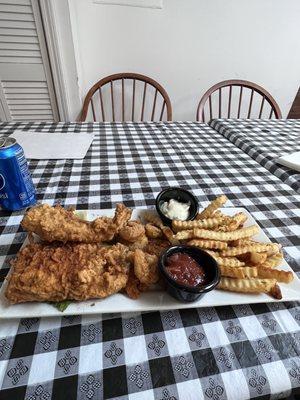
[0,136,36,211]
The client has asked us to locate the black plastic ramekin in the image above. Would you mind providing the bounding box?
[159,245,220,302]
[156,187,199,226]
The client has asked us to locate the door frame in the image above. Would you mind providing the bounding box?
[39,0,81,121]
[0,85,10,121]
[32,0,60,121]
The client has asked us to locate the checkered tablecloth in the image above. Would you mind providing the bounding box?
[209,119,300,193]
[0,122,299,400]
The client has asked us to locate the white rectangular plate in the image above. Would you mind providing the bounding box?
[0,207,299,318]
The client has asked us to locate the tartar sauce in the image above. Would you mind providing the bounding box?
[160,199,190,220]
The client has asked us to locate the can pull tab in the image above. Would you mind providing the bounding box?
[0,137,7,148]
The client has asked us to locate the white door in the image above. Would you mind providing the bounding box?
[0,0,59,122]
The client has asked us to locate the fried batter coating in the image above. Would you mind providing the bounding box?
[143,212,164,228]
[145,238,170,257]
[21,203,132,243]
[125,269,141,299]
[134,249,159,285]
[145,224,163,239]
[5,242,131,304]
[112,203,132,231]
[129,236,148,250]
[120,235,148,251]
[124,268,149,299]
[119,221,145,243]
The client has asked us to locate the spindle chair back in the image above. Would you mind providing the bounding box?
[197,80,282,122]
[80,73,172,122]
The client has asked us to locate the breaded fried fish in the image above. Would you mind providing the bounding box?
[5,242,131,304]
[21,203,132,243]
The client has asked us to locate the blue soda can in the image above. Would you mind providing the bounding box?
[0,136,36,211]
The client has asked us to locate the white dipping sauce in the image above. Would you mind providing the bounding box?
[160,199,190,221]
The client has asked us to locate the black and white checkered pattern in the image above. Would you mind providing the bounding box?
[0,122,299,400]
[209,119,300,193]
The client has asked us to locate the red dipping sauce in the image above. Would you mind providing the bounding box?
[165,252,208,287]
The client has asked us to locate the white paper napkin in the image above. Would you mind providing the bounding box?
[10,130,94,160]
[277,151,300,172]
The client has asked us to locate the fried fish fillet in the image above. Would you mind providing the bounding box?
[5,242,131,304]
[21,203,132,243]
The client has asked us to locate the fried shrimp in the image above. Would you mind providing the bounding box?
[145,224,163,239]
[119,221,145,242]
[134,249,159,285]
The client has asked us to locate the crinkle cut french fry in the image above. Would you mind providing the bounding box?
[269,283,282,300]
[259,253,284,269]
[244,267,258,278]
[228,212,248,229]
[257,267,294,283]
[217,225,232,232]
[249,252,268,265]
[267,244,282,256]
[220,216,233,225]
[218,213,248,232]
[219,265,245,279]
[215,212,232,222]
[212,214,232,229]
[206,250,245,267]
[236,252,249,261]
[196,195,228,220]
[219,265,258,279]
[172,217,225,232]
[161,226,179,245]
[213,210,222,218]
[174,230,194,240]
[193,225,259,241]
[230,239,253,247]
[187,239,228,250]
[217,277,277,295]
[233,212,248,224]
[221,243,280,257]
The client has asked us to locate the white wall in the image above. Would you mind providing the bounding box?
[69,0,300,120]
[48,0,82,121]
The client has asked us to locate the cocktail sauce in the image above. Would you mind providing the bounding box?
[165,252,208,287]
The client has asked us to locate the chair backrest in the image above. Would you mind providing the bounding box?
[197,79,282,122]
[287,87,300,118]
[80,73,172,122]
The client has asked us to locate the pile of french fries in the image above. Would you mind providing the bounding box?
[147,195,294,299]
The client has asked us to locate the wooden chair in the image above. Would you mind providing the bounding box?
[197,80,282,122]
[80,73,172,122]
[287,87,300,118]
